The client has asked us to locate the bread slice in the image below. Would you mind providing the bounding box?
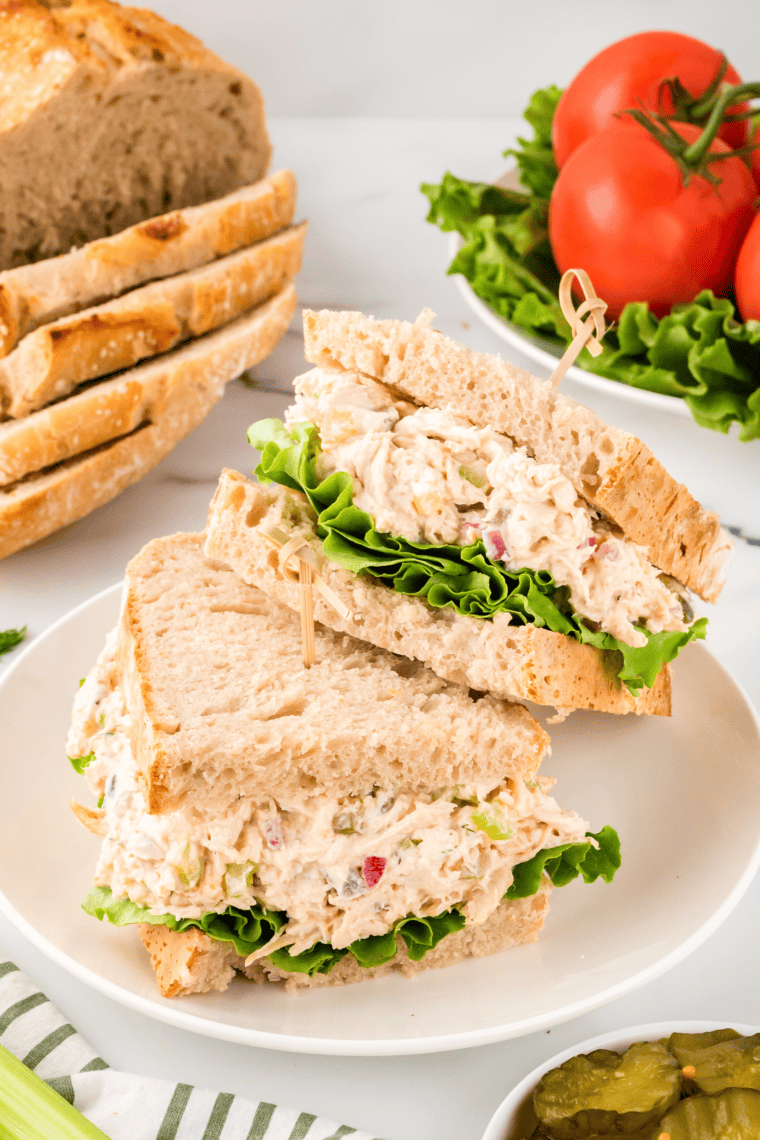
[118,532,548,814]
[302,309,732,604]
[0,0,271,270]
[204,471,671,716]
[138,884,551,997]
[0,287,296,558]
[0,171,297,358]
[0,222,306,419]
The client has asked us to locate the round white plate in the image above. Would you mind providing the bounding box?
[448,168,690,418]
[1,585,760,1056]
[483,1020,760,1140]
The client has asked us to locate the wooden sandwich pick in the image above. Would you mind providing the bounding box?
[549,268,608,387]
[261,527,352,668]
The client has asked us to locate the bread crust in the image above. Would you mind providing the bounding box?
[138,883,551,997]
[302,309,732,604]
[0,0,271,269]
[0,223,304,420]
[204,472,671,716]
[0,286,295,558]
[0,171,297,358]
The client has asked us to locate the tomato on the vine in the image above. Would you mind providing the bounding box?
[552,31,748,169]
[734,210,760,322]
[549,119,756,320]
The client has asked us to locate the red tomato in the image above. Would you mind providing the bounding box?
[549,120,756,320]
[553,31,747,169]
[734,209,760,321]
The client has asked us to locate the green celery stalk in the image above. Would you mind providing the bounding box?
[0,1043,110,1140]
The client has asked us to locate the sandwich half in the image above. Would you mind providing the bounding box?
[69,532,619,997]
[214,310,730,716]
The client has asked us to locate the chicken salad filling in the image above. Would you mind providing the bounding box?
[70,633,600,958]
[284,368,693,649]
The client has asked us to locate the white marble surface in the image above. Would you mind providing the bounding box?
[1,118,759,1140]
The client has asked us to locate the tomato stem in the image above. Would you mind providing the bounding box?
[683,83,760,164]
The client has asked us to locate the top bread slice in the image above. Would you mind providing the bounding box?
[303,309,732,604]
[120,533,549,814]
[0,0,271,270]
[0,171,296,358]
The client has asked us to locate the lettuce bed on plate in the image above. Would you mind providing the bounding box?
[422,86,760,441]
[84,829,620,977]
[251,419,706,696]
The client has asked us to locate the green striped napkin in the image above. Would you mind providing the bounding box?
[0,957,386,1140]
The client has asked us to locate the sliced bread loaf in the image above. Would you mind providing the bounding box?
[0,0,271,269]
[0,286,295,558]
[302,309,732,604]
[0,171,296,358]
[0,222,306,419]
[138,884,551,997]
[204,471,671,716]
[119,532,549,814]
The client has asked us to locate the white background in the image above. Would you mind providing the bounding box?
[2,4,760,1139]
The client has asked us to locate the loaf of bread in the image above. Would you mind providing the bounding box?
[0,286,296,559]
[0,222,305,419]
[0,0,271,269]
[0,170,297,358]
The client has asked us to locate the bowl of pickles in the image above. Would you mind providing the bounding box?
[484,1022,760,1140]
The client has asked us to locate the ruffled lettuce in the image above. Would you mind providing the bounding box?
[82,886,466,976]
[249,419,706,695]
[83,829,619,976]
[422,85,760,440]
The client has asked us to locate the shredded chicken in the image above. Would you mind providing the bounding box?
[287,368,694,648]
[70,636,591,954]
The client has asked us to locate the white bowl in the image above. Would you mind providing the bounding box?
[483,1020,760,1140]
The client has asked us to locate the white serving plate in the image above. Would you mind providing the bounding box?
[483,1020,760,1140]
[1,585,760,1056]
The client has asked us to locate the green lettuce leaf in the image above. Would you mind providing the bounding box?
[69,752,95,775]
[84,823,619,979]
[505,827,621,899]
[249,419,706,694]
[504,84,562,199]
[83,887,469,977]
[422,84,760,439]
[83,886,286,958]
[0,627,26,658]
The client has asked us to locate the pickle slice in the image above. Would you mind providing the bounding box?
[666,1031,760,1095]
[533,1043,681,1138]
[653,1087,760,1138]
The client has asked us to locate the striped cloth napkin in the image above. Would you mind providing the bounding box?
[0,957,386,1140]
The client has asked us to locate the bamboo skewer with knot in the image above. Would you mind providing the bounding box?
[548,268,608,387]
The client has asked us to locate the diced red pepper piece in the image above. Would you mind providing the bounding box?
[362,855,387,889]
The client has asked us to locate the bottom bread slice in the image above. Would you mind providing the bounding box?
[204,470,671,717]
[0,287,295,559]
[139,882,551,998]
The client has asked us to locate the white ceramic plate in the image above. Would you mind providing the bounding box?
[483,1020,760,1139]
[449,168,690,418]
[1,585,760,1056]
